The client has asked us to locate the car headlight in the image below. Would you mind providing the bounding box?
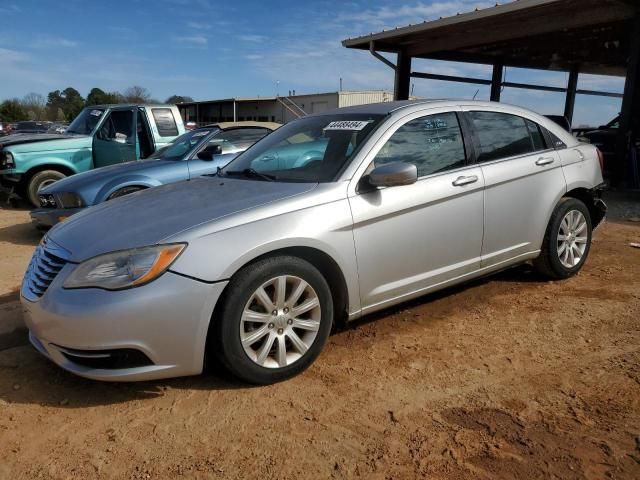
[63,243,186,290]
[58,192,85,208]
[1,151,15,169]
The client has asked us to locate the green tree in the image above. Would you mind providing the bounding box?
[46,90,64,121]
[165,95,194,104]
[61,87,85,121]
[86,87,122,106]
[0,99,28,122]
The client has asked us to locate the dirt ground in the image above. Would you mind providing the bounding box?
[0,192,639,480]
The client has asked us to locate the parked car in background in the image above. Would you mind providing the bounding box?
[0,104,185,206]
[185,121,198,130]
[574,115,619,175]
[47,123,68,135]
[0,121,11,137]
[31,122,279,228]
[12,121,52,135]
[21,100,606,384]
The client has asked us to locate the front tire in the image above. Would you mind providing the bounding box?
[26,170,66,207]
[534,198,592,279]
[212,255,333,384]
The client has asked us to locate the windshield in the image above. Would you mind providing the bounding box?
[66,108,105,135]
[222,114,384,182]
[149,128,215,160]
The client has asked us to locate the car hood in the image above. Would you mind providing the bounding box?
[47,177,318,262]
[0,133,90,152]
[42,159,176,194]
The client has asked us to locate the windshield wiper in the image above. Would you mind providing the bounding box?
[224,168,277,182]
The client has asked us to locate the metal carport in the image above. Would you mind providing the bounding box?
[342,0,639,185]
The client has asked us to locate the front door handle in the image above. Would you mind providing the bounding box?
[452,175,479,187]
[535,156,555,166]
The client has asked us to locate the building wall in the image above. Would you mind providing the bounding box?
[177,90,395,126]
[338,90,393,107]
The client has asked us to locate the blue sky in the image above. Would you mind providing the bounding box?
[0,0,625,126]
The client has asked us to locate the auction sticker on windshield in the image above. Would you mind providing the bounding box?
[324,120,371,131]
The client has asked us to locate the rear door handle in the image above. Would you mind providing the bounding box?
[452,175,479,187]
[535,156,555,166]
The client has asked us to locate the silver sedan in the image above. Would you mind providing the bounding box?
[21,100,606,384]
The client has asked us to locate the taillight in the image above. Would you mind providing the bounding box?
[596,148,604,173]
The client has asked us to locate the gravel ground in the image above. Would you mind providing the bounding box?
[0,192,639,480]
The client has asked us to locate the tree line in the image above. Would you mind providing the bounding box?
[0,87,194,123]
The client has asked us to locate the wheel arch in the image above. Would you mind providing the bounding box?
[214,246,349,328]
[23,163,76,184]
[203,245,351,371]
[96,176,161,203]
[564,187,605,228]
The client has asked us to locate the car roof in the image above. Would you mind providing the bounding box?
[305,99,458,117]
[204,121,282,130]
[305,99,579,149]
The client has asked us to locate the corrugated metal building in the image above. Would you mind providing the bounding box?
[177,90,395,126]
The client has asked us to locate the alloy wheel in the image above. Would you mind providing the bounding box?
[557,209,588,268]
[240,275,321,369]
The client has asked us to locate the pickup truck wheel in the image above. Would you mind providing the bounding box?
[534,198,592,279]
[27,170,67,207]
[211,255,333,385]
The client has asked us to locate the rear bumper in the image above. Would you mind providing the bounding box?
[30,207,85,228]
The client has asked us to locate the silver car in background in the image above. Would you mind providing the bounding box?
[21,100,606,384]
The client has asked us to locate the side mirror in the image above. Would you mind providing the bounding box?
[197,144,222,160]
[368,162,417,187]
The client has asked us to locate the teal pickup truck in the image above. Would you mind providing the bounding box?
[0,104,185,205]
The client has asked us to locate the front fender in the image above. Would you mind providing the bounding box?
[11,150,91,176]
[168,199,362,316]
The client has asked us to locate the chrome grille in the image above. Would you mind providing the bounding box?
[23,245,67,300]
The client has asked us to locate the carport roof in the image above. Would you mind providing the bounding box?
[342,0,638,76]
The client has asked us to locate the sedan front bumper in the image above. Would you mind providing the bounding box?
[21,264,227,381]
[30,207,85,229]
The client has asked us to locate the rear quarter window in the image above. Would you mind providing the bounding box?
[152,108,179,137]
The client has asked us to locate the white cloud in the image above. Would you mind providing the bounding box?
[238,34,268,43]
[32,35,79,48]
[0,4,19,14]
[174,34,208,46]
[340,1,497,31]
[186,21,211,30]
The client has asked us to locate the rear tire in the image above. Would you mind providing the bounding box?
[26,170,66,207]
[534,198,592,279]
[211,255,333,385]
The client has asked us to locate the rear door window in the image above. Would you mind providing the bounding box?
[525,119,547,151]
[373,112,467,177]
[152,108,179,137]
[469,111,536,162]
